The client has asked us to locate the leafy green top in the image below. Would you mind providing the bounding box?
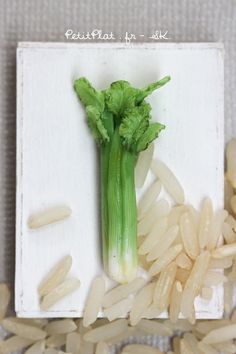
[74,76,170,153]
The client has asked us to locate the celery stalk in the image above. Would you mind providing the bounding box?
[74,76,170,283]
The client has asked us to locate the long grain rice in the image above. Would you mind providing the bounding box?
[122,344,163,354]
[103,298,133,321]
[83,276,105,327]
[38,255,72,297]
[135,143,154,188]
[136,319,173,336]
[208,209,228,250]
[180,212,199,259]
[138,180,162,219]
[83,319,128,343]
[138,217,168,255]
[169,280,182,323]
[202,323,236,344]
[0,283,11,320]
[66,333,81,354]
[195,320,230,334]
[95,341,110,354]
[175,252,192,270]
[165,319,193,332]
[151,160,185,204]
[40,278,80,310]
[28,206,71,229]
[211,243,236,258]
[137,199,170,235]
[147,225,179,261]
[24,340,45,354]
[0,336,34,354]
[130,283,155,326]
[198,198,213,249]
[46,334,67,348]
[2,318,46,340]
[45,319,77,335]
[102,277,146,308]
[149,244,182,276]
[181,251,210,319]
[226,138,236,188]
[153,262,177,311]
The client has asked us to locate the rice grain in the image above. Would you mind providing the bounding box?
[38,255,72,297]
[136,319,173,336]
[83,276,105,327]
[151,160,185,204]
[102,277,145,308]
[180,212,199,259]
[153,262,177,311]
[24,340,45,354]
[66,333,81,354]
[147,225,179,261]
[149,244,182,276]
[130,283,155,325]
[135,143,154,188]
[138,217,168,255]
[46,334,67,348]
[28,206,71,229]
[208,209,228,250]
[2,318,47,340]
[83,319,128,343]
[103,298,133,321]
[198,198,213,249]
[40,278,80,310]
[169,280,182,323]
[181,251,210,319]
[138,180,162,219]
[0,336,34,354]
[137,199,170,235]
[45,319,77,335]
[202,323,236,344]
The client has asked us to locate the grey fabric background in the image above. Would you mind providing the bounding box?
[0,0,235,304]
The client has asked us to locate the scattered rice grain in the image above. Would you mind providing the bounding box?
[28,206,71,229]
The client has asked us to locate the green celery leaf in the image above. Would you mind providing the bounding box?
[119,102,151,148]
[136,122,165,152]
[74,77,104,112]
[136,76,171,104]
[86,105,110,144]
[104,80,138,117]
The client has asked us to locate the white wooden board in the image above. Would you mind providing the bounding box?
[16,42,224,318]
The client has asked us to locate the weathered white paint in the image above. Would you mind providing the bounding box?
[16,42,224,318]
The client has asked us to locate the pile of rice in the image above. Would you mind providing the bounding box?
[1,139,236,353]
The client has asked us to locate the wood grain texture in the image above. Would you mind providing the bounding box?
[16,42,224,318]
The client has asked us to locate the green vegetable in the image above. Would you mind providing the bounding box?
[74,76,170,283]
